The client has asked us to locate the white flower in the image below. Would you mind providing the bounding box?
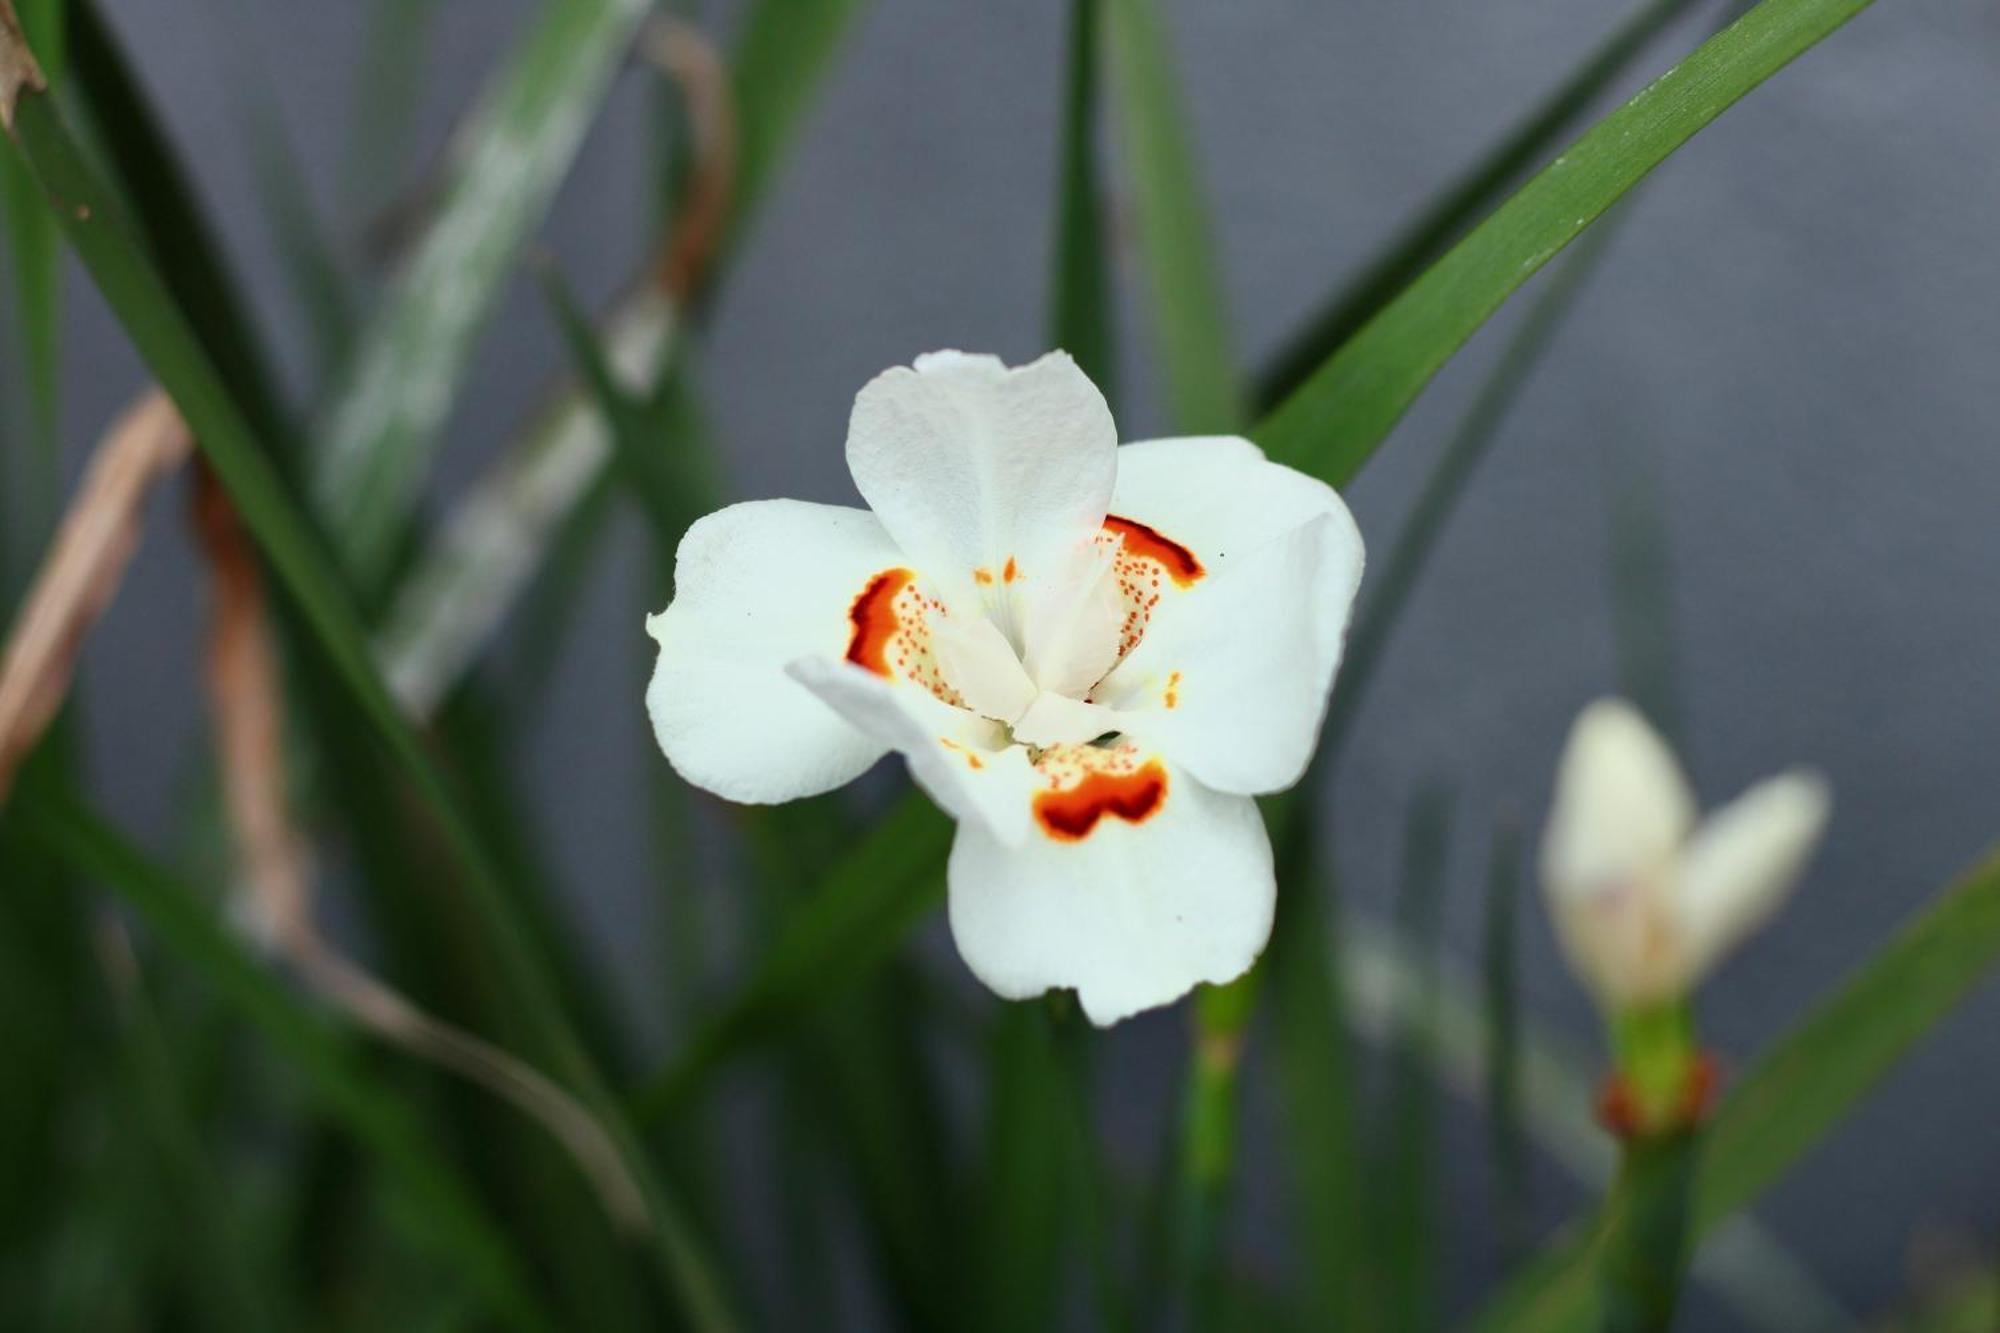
[645,351,1364,1025]
[1540,698,1831,1010]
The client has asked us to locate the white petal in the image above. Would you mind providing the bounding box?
[646,500,902,802]
[930,614,1036,724]
[1020,539,1124,698]
[1540,698,1696,910]
[1094,513,1360,795]
[1012,691,1120,747]
[786,657,1039,845]
[1109,435,1359,573]
[846,351,1116,612]
[1672,770,1831,984]
[946,759,1274,1026]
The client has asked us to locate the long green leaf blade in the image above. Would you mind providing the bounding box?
[312,0,652,585]
[1050,0,1115,398]
[1253,0,1880,486]
[725,0,875,261]
[1473,844,2000,1332]
[0,0,60,512]
[1103,0,1241,433]
[1251,0,1694,409]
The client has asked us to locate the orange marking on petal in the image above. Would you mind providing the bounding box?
[939,737,986,770]
[973,567,994,586]
[845,567,915,676]
[1102,515,1204,587]
[1035,760,1169,841]
[1164,671,1181,709]
[1002,555,1019,584]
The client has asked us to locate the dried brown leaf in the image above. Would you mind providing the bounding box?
[188,473,647,1234]
[0,390,191,803]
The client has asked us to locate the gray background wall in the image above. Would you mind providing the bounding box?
[38,0,2000,1324]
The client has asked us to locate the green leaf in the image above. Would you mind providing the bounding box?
[1251,0,1695,410]
[1,66,737,1331]
[311,0,652,586]
[1606,440,1687,748]
[342,0,443,228]
[378,0,878,716]
[1481,817,1532,1262]
[538,261,709,547]
[0,0,61,512]
[1378,784,1454,1333]
[725,0,876,264]
[1319,216,1630,758]
[634,796,953,1121]
[1268,822,1370,1331]
[972,1005,1073,1333]
[104,937,280,1332]
[1473,843,2000,1332]
[1050,0,1115,399]
[17,784,555,1333]
[204,0,355,380]
[1253,0,1881,487]
[67,0,292,451]
[1103,0,1242,432]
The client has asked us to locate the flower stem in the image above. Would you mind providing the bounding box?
[1597,1000,1701,1332]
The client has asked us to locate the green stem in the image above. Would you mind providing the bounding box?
[1599,1001,1701,1330]
[1175,975,1256,1329]
[1598,1130,1699,1333]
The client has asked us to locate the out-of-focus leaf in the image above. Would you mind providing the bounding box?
[342,0,442,230]
[634,797,952,1121]
[1268,816,1370,1331]
[1876,1272,2000,1333]
[1051,0,1114,400]
[0,0,61,488]
[1319,216,1628,758]
[204,0,354,379]
[101,929,278,1331]
[379,0,872,716]
[1251,0,1696,409]
[18,784,554,1333]
[972,1005,1073,1333]
[311,0,652,586]
[1606,444,1686,747]
[1473,844,2000,1333]
[67,0,291,451]
[1103,0,1241,433]
[539,263,708,545]
[725,0,875,262]
[1,71,736,1331]
[1379,784,1454,1333]
[1252,0,1881,487]
[1482,817,1532,1262]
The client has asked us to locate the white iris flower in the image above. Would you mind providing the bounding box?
[645,351,1365,1025]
